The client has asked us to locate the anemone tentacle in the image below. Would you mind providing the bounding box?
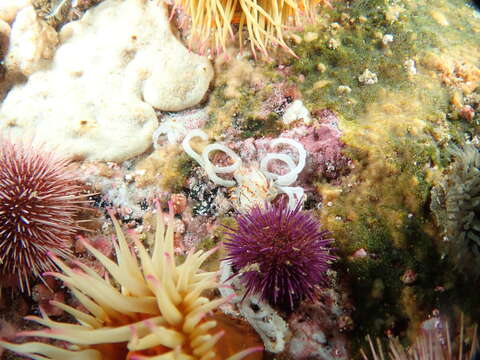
[0,202,262,360]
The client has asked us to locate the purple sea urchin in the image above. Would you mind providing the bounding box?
[223,200,335,309]
[0,139,87,292]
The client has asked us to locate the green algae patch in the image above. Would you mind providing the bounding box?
[236,112,283,139]
[331,206,446,351]
[287,0,423,121]
[200,0,480,353]
[136,145,195,192]
[317,83,467,346]
[315,86,480,356]
[205,82,286,140]
[205,57,285,139]
[286,0,480,124]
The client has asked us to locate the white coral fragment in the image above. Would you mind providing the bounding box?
[404,59,417,76]
[382,34,394,45]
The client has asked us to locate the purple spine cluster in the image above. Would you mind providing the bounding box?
[224,201,335,308]
[0,139,85,292]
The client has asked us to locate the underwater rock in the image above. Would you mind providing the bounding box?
[0,0,213,162]
[287,291,349,360]
[297,110,351,181]
[80,160,160,222]
[152,108,209,148]
[230,110,349,186]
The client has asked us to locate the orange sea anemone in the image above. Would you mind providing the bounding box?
[0,203,262,360]
[173,0,324,57]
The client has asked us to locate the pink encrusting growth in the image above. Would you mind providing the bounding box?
[0,138,88,293]
[0,202,263,359]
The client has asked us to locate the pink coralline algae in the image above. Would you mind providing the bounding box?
[258,83,301,118]
[223,200,336,309]
[297,109,351,181]
[231,109,351,184]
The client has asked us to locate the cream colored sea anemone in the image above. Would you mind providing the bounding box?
[174,0,322,57]
[0,203,262,360]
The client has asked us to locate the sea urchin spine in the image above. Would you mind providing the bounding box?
[224,200,336,309]
[0,139,87,292]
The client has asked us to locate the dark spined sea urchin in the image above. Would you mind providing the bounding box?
[0,138,87,292]
[223,200,336,309]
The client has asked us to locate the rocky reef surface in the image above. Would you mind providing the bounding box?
[0,0,479,359]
